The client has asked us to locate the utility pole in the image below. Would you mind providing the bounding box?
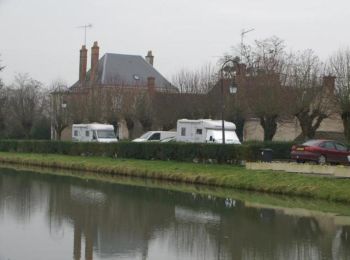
[240,28,255,60]
[77,24,93,45]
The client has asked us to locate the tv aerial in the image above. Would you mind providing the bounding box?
[77,24,93,45]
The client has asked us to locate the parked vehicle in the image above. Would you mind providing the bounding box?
[291,139,350,165]
[175,119,241,144]
[132,131,176,142]
[72,123,118,143]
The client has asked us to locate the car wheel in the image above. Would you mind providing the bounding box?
[318,155,327,165]
[296,159,305,164]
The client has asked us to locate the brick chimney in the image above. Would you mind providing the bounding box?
[145,50,154,66]
[323,75,336,94]
[90,41,100,83]
[147,77,155,95]
[79,45,87,85]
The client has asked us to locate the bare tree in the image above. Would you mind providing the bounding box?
[329,48,350,142]
[172,63,217,94]
[246,73,287,141]
[6,74,45,138]
[135,92,153,132]
[286,50,334,140]
[238,37,289,140]
[50,81,70,140]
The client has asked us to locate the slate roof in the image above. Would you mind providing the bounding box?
[73,53,176,91]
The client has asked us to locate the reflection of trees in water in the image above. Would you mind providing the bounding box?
[45,177,175,259]
[1,169,350,259]
[0,171,49,223]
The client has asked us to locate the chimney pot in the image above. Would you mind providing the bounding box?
[146,50,154,66]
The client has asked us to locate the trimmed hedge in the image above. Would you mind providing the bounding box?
[0,140,295,163]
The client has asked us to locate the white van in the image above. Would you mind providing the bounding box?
[133,131,176,142]
[175,119,241,144]
[72,123,118,143]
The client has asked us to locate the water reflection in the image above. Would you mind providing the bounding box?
[0,168,350,260]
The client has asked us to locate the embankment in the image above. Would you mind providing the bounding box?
[0,152,350,203]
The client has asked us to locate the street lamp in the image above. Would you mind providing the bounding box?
[220,58,239,144]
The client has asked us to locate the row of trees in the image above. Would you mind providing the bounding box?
[171,37,349,142]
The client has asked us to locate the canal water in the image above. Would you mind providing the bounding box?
[0,167,350,260]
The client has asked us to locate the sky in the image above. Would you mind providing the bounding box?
[0,0,350,86]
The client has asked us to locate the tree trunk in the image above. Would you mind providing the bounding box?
[341,111,350,143]
[296,111,326,141]
[233,116,245,142]
[299,120,315,140]
[125,117,135,139]
[57,130,62,141]
[260,115,278,141]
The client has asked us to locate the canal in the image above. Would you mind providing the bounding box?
[0,167,350,260]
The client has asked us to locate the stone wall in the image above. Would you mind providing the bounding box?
[244,115,344,141]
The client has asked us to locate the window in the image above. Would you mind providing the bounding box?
[85,130,90,137]
[303,140,321,146]
[97,130,116,139]
[181,127,186,136]
[114,96,123,110]
[196,129,202,135]
[74,130,78,137]
[321,141,335,149]
[335,143,348,151]
[149,133,160,140]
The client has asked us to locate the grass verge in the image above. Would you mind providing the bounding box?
[0,152,350,203]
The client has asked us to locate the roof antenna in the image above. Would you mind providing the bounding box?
[241,28,255,61]
[77,24,93,45]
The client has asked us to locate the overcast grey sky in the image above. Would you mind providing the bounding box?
[0,0,349,86]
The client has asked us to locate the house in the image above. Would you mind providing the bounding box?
[51,42,177,141]
[72,42,175,92]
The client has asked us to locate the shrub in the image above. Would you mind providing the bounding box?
[0,140,295,164]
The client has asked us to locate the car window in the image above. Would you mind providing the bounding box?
[303,140,321,146]
[149,133,160,140]
[321,141,335,149]
[335,143,348,151]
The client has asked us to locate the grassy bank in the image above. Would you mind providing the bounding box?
[3,163,350,217]
[0,152,350,203]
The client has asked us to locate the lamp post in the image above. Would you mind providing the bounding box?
[220,58,239,144]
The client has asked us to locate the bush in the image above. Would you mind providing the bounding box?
[0,140,295,164]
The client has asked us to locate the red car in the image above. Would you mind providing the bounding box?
[291,139,350,165]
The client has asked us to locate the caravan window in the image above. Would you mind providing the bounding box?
[85,130,90,137]
[97,130,116,139]
[181,127,186,136]
[74,130,78,137]
[196,129,202,135]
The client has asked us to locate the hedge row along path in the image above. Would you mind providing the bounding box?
[0,152,350,203]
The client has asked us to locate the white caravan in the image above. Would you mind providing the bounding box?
[72,123,118,143]
[176,119,241,144]
[133,131,176,142]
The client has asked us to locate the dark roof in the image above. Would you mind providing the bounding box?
[73,53,176,91]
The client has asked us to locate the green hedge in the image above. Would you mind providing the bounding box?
[0,140,295,164]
